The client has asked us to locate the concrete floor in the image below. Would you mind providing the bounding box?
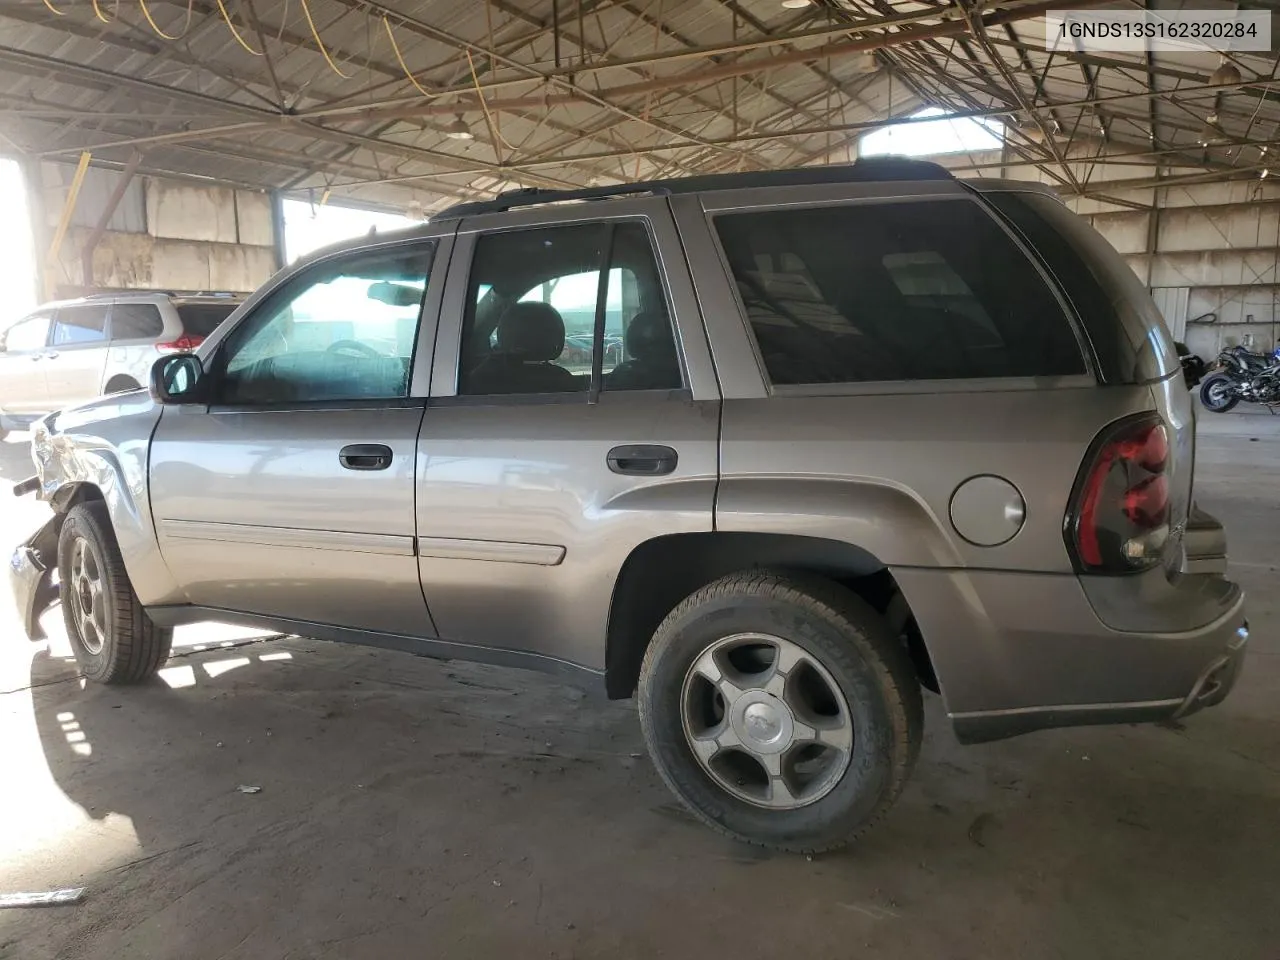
[0,412,1276,960]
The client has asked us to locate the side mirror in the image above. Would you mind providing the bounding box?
[150,354,206,404]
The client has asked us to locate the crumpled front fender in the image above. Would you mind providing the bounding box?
[9,514,62,641]
[28,393,184,607]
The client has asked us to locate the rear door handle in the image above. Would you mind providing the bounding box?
[339,443,393,471]
[42,351,59,360]
[607,444,678,476]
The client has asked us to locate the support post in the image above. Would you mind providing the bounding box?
[270,189,288,270]
[44,150,91,299]
[80,151,142,290]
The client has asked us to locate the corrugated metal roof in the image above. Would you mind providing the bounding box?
[1,0,1276,214]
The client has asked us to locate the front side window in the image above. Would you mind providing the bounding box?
[215,243,434,405]
[52,305,108,346]
[458,221,681,396]
[3,314,50,352]
[714,199,1085,385]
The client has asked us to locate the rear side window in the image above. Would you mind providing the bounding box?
[713,199,1085,385]
[52,305,108,346]
[458,221,680,397]
[111,303,164,340]
[176,303,237,337]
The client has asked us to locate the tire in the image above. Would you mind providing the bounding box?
[104,377,141,395]
[638,571,923,854]
[1200,373,1240,413]
[57,501,172,684]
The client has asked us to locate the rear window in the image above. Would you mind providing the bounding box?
[111,303,164,340]
[176,303,237,337]
[713,199,1085,385]
[985,190,1175,383]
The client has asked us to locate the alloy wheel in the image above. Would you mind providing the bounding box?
[680,633,854,810]
[69,536,107,655]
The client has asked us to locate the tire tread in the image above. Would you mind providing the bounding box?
[59,501,172,684]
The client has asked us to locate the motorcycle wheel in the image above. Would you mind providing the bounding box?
[1200,373,1240,413]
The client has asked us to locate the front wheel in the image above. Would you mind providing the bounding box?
[638,571,923,854]
[57,501,172,684]
[1200,373,1240,413]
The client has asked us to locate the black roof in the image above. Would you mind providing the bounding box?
[433,157,952,220]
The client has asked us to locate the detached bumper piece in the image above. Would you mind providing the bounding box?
[1174,621,1249,719]
[9,515,61,642]
[1181,503,1228,576]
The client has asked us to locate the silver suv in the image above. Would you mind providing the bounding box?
[0,291,241,436]
[10,160,1248,853]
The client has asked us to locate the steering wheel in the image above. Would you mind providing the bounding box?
[327,339,382,359]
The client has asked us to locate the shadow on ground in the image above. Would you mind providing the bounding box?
[4,620,1276,960]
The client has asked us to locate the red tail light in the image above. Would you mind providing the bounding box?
[1069,417,1170,573]
[155,335,205,354]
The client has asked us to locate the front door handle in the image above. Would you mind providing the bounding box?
[607,444,678,476]
[339,443,393,471]
[42,351,59,360]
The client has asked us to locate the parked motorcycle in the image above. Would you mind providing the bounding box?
[1199,343,1280,413]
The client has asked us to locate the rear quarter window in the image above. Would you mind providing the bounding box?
[110,303,164,340]
[176,303,238,337]
[983,190,1174,383]
[713,199,1086,385]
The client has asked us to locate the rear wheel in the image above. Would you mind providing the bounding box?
[104,376,141,395]
[1200,373,1239,413]
[57,501,172,684]
[638,571,923,854]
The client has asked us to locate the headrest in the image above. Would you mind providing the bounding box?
[624,311,674,363]
[496,301,566,362]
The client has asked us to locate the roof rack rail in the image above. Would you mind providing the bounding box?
[433,158,952,220]
[437,182,671,220]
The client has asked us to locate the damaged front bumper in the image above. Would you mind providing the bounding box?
[9,481,60,641]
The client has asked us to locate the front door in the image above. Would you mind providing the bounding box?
[0,311,53,416]
[45,302,111,410]
[416,201,721,671]
[149,235,448,636]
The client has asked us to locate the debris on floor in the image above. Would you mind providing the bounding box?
[237,785,262,794]
[0,888,86,908]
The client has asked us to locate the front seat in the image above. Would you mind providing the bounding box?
[607,311,681,390]
[465,301,580,395]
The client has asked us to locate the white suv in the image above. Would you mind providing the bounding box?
[0,292,241,436]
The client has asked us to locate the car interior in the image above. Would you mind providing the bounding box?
[458,222,682,395]
[215,254,430,405]
[716,201,1087,385]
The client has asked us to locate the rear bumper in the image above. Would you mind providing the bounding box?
[893,564,1248,744]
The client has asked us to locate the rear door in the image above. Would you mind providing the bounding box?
[149,232,450,636]
[414,199,720,671]
[46,303,112,409]
[106,301,166,390]
[0,311,53,415]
